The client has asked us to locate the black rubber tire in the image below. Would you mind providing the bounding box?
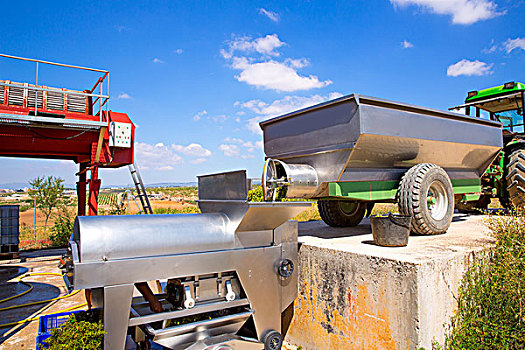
[318,200,366,227]
[264,330,283,350]
[397,163,454,235]
[506,149,525,208]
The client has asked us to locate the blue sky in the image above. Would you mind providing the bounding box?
[1,0,524,186]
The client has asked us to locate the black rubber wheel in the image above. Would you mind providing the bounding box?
[264,330,283,350]
[398,163,454,235]
[506,149,525,208]
[318,200,366,227]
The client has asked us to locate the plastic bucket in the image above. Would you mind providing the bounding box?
[370,213,412,247]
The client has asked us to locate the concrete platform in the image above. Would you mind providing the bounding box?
[286,214,494,350]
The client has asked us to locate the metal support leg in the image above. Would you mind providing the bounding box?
[77,163,87,216]
[104,284,134,350]
[88,165,101,216]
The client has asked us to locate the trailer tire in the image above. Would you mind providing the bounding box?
[318,200,366,227]
[397,163,454,235]
[506,149,525,208]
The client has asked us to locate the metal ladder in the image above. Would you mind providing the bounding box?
[128,163,153,214]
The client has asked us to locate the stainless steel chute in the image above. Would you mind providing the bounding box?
[260,94,503,199]
[66,170,310,350]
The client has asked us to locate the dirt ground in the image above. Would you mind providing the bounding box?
[17,200,197,227]
[123,200,196,214]
[18,209,55,229]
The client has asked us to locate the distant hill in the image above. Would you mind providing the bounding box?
[0,180,259,191]
[0,181,198,190]
[146,182,197,188]
[0,182,34,190]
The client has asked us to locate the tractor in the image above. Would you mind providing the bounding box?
[452,81,525,210]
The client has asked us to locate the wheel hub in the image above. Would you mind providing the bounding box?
[427,180,448,220]
[339,201,359,215]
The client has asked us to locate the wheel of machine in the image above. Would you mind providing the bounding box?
[506,149,525,208]
[318,200,366,227]
[264,330,283,350]
[397,163,454,235]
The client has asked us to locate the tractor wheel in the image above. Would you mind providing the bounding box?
[398,163,454,235]
[506,149,525,208]
[318,200,366,227]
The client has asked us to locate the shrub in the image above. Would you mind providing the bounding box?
[47,313,104,350]
[19,203,33,212]
[247,185,265,202]
[49,205,75,247]
[445,209,525,349]
[153,206,200,214]
[247,185,287,202]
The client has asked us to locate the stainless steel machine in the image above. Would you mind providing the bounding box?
[65,170,310,350]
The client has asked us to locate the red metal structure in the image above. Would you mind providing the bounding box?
[0,54,135,216]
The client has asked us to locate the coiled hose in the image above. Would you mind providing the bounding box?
[0,272,87,328]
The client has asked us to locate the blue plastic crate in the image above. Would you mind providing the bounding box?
[36,309,164,349]
[36,310,82,349]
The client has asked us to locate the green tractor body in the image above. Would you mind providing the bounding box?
[452,81,525,209]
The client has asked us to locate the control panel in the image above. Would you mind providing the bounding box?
[109,121,132,148]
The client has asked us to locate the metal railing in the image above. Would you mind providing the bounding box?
[0,53,110,122]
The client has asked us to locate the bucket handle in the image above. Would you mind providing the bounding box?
[388,213,411,230]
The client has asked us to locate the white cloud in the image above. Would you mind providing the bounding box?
[174,49,183,54]
[482,39,498,53]
[153,58,165,64]
[401,40,414,49]
[447,59,494,77]
[221,34,285,59]
[115,25,130,33]
[193,110,207,121]
[236,92,343,134]
[212,115,228,123]
[221,34,331,92]
[504,37,525,54]
[224,137,263,153]
[117,92,132,99]
[259,8,279,22]
[390,0,504,25]
[285,58,310,68]
[191,158,207,164]
[218,142,257,159]
[231,57,331,92]
[156,166,174,171]
[134,142,183,171]
[192,110,227,123]
[219,144,240,157]
[172,143,212,157]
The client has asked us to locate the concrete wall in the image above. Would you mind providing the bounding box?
[285,216,493,350]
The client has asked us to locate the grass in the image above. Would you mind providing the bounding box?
[18,225,52,250]
[291,203,321,222]
[444,209,525,349]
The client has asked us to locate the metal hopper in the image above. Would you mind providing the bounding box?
[260,94,502,200]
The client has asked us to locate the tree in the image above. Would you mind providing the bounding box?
[29,176,66,230]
